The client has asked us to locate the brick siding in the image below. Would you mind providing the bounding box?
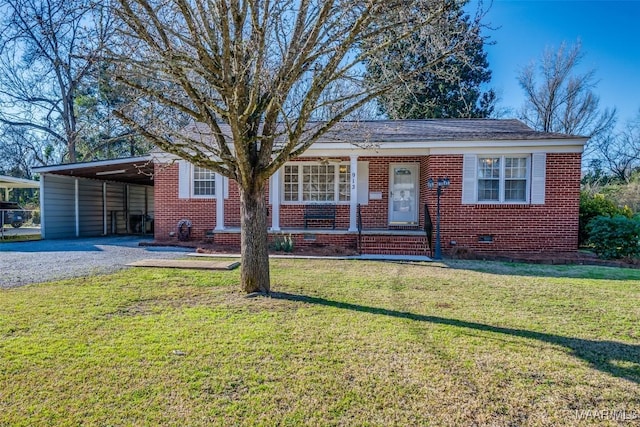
[153,163,217,240]
[427,153,581,253]
[153,153,581,254]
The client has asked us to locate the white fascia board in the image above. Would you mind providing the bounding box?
[154,136,587,161]
[428,145,585,155]
[303,137,587,157]
[32,155,153,173]
[426,138,587,153]
[153,150,228,164]
[298,147,431,157]
[154,152,229,166]
[152,151,180,163]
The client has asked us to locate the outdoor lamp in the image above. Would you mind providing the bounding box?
[427,177,450,260]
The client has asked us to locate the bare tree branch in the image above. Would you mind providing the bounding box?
[0,0,115,163]
[109,0,482,292]
[517,41,616,139]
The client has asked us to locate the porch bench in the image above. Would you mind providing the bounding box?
[304,204,336,229]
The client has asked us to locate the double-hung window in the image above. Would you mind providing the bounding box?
[463,153,545,205]
[283,162,350,203]
[192,166,216,197]
[477,155,530,203]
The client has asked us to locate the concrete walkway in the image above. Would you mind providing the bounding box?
[127,259,240,270]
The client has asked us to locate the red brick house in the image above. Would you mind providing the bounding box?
[153,119,587,256]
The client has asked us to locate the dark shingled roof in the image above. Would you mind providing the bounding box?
[311,119,585,143]
[175,119,587,148]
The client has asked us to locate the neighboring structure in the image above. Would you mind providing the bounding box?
[0,175,40,201]
[153,119,587,255]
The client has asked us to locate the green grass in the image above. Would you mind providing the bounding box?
[1,260,639,426]
[0,231,41,242]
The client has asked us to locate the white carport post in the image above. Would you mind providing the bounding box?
[349,155,359,232]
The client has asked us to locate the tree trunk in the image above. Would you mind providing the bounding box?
[239,183,271,293]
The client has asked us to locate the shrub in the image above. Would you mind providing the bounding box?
[579,192,628,246]
[272,234,295,252]
[587,215,640,259]
[31,209,41,225]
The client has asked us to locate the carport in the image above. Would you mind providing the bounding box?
[0,175,40,201]
[1,175,40,238]
[33,156,155,239]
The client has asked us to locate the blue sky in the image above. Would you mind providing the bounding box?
[478,0,640,126]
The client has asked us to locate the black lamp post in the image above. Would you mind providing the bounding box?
[427,177,450,260]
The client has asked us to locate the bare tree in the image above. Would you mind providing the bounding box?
[110,0,479,293]
[592,110,640,183]
[518,41,616,139]
[0,126,44,178]
[0,0,114,163]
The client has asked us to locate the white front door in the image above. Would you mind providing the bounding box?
[389,163,419,224]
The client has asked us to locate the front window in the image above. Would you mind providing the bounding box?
[477,156,529,203]
[192,166,215,197]
[478,157,500,201]
[504,157,527,201]
[283,162,350,203]
[283,165,299,202]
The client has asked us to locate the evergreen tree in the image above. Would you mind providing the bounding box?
[368,10,495,119]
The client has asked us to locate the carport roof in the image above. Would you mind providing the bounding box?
[0,175,40,189]
[32,156,154,185]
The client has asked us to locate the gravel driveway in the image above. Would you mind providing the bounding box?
[0,236,192,288]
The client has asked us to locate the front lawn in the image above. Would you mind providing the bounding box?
[1,260,639,426]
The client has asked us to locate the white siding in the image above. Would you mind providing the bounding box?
[41,175,77,239]
[41,174,155,238]
[129,185,147,215]
[106,182,127,234]
[129,185,152,233]
[78,180,104,236]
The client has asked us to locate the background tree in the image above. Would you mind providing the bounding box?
[0,0,114,163]
[367,10,496,119]
[0,125,54,178]
[590,110,640,183]
[110,0,481,293]
[517,41,616,138]
[74,62,153,160]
